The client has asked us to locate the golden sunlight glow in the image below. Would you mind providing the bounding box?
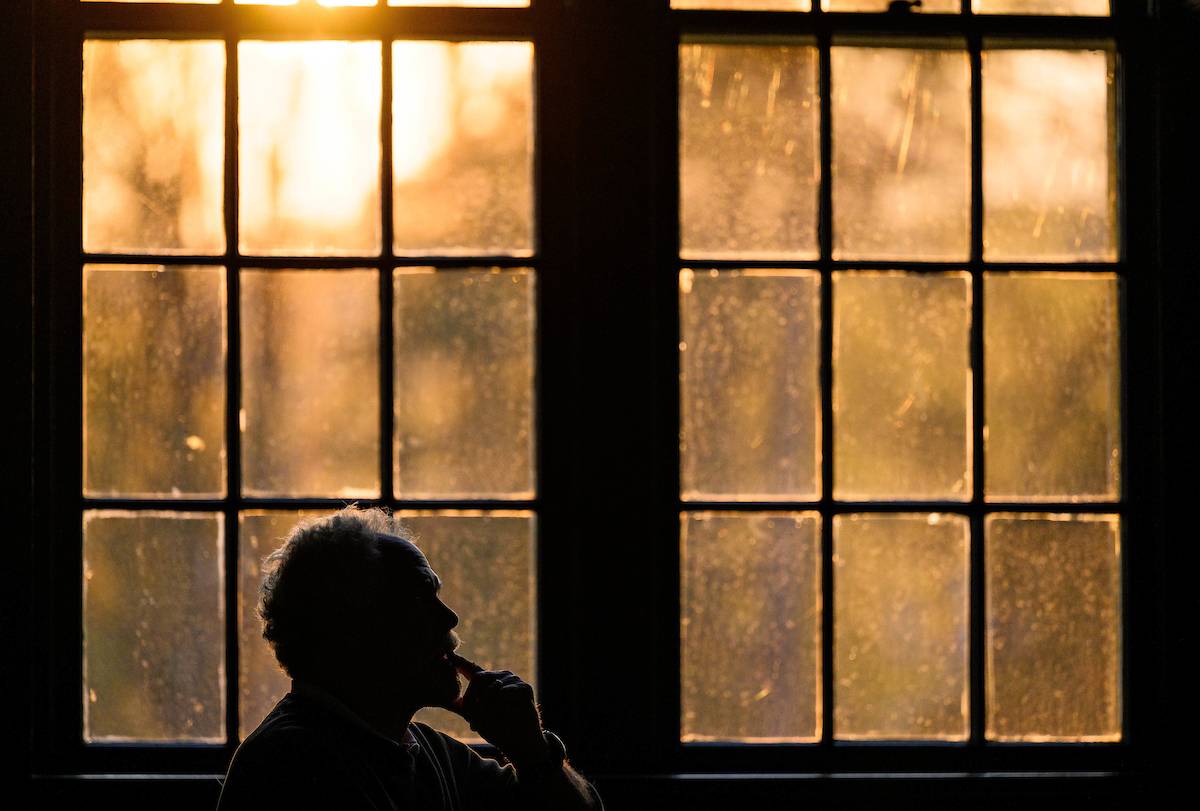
[234,1,379,6]
[392,43,454,182]
[239,40,381,255]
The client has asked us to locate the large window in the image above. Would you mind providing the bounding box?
[27,0,1169,798]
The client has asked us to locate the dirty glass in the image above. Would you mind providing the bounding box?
[833,272,971,501]
[392,41,533,255]
[394,268,534,499]
[390,1,529,6]
[239,41,381,256]
[236,1,378,6]
[404,512,536,742]
[982,47,1116,261]
[83,40,224,255]
[680,270,821,501]
[832,45,970,261]
[974,0,1109,14]
[985,273,1120,501]
[237,510,334,737]
[673,1,813,9]
[834,513,969,740]
[84,265,226,498]
[680,43,820,259]
[83,511,225,742]
[682,512,821,742]
[241,269,380,498]
[986,514,1121,741]
[826,0,959,10]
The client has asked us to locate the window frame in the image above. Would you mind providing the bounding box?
[15,0,1177,800]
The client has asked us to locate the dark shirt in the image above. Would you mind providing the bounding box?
[217,684,524,811]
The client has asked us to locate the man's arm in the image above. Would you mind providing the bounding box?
[447,654,602,810]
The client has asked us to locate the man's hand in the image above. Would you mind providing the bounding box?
[445,653,550,769]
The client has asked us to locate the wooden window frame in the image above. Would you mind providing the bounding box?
[9,0,1183,805]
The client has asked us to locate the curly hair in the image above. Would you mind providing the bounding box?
[258,506,413,679]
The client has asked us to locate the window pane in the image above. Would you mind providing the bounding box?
[84,265,226,498]
[974,0,1109,14]
[680,43,820,259]
[241,270,380,497]
[833,272,971,501]
[826,0,959,10]
[832,46,970,261]
[682,512,821,742]
[392,41,533,256]
[239,41,381,256]
[235,1,379,6]
[403,512,536,742]
[83,40,224,255]
[680,270,821,501]
[673,1,813,9]
[237,510,334,737]
[985,273,1120,501]
[390,1,529,6]
[84,511,225,742]
[394,269,534,499]
[986,514,1121,741]
[834,514,969,740]
[983,48,1116,261]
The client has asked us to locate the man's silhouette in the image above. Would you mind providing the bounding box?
[217,507,602,810]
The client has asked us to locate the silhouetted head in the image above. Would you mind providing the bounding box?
[258,506,461,709]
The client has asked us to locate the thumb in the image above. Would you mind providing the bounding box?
[443,652,484,715]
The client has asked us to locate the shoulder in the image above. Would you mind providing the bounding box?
[218,697,359,810]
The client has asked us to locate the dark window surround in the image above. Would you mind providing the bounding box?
[11,0,1184,805]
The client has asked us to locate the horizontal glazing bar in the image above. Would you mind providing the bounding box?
[678,259,1124,272]
[82,254,537,268]
[77,6,533,39]
[81,498,540,511]
[675,12,1131,38]
[679,501,1124,512]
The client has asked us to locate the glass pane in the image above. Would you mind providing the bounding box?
[241,269,380,497]
[673,1,813,9]
[83,511,225,742]
[236,1,379,5]
[680,43,820,259]
[986,514,1121,741]
[974,0,1109,14]
[833,272,971,500]
[826,0,959,10]
[392,41,533,255]
[83,40,224,255]
[239,41,381,256]
[834,513,969,740]
[394,269,534,499]
[682,512,821,742]
[403,512,536,742]
[680,270,821,501]
[983,48,1116,261]
[832,46,970,261]
[84,265,226,498]
[390,1,529,6]
[985,273,1120,501]
[237,510,335,737]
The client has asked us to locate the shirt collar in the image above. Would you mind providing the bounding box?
[291,678,420,753]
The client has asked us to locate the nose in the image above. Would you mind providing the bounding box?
[438,597,459,631]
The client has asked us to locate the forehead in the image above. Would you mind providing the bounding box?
[376,534,439,590]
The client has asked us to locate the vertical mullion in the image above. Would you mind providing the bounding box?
[380,38,395,506]
[817,32,834,748]
[968,32,986,748]
[223,32,241,747]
